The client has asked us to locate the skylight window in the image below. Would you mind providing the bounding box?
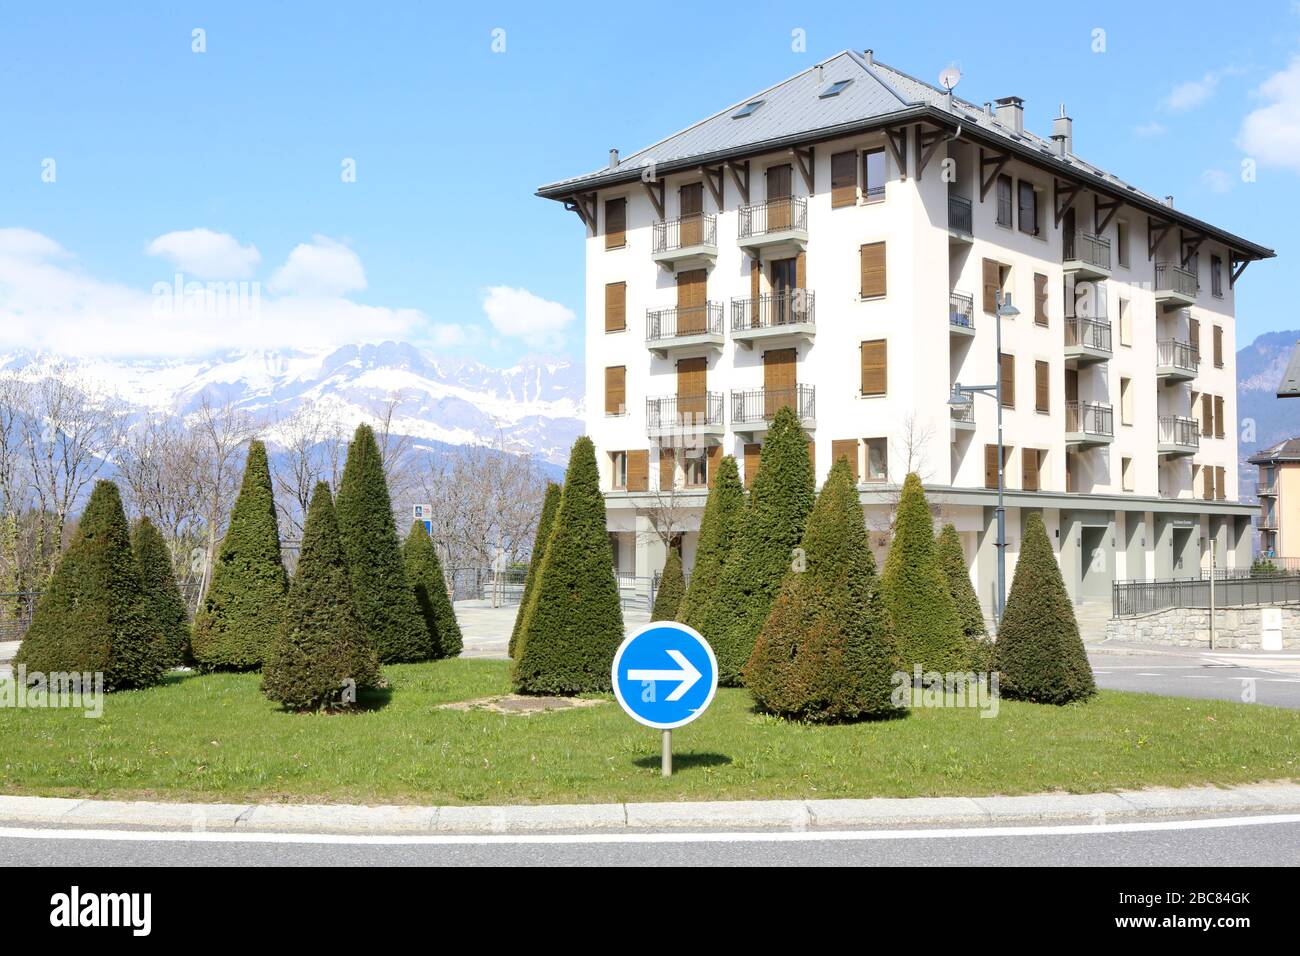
[731,99,765,119]
[818,79,853,98]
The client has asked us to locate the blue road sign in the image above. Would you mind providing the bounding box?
[611,622,718,730]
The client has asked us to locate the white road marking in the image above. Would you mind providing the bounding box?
[0,815,1297,847]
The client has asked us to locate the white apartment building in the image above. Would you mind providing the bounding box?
[536,49,1274,613]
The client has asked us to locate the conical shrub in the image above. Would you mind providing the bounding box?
[651,546,685,622]
[262,482,380,711]
[512,437,623,695]
[746,459,903,721]
[936,524,985,639]
[702,407,815,685]
[509,482,560,658]
[994,512,1096,704]
[677,454,744,630]
[335,424,429,663]
[403,519,463,659]
[133,516,190,667]
[192,441,288,671]
[15,480,166,690]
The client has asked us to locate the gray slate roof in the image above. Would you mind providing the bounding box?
[1249,437,1300,463]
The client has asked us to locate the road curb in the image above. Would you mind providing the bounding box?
[1,782,1297,835]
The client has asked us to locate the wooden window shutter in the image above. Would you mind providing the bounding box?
[659,447,676,489]
[1215,466,1225,500]
[1033,273,1048,325]
[1201,393,1213,436]
[830,151,857,208]
[1189,317,1201,357]
[1021,449,1039,492]
[859,242,886,298]
[982,258,1000,314]
[807,440,816,473]
[1213,326,1224,367]
[984,444,999,490]
[1000,353,1015,408]
[795,251,806,289]
[743,443,762,489]
[604,282,626,332]
[860,339,887,396]
[604,366,626,415]
[831,439,859,483]
[1213,395,1225,438]
[626,450,648,492]
[1203,466,1214,501]
[706,445,721,485]
[604,197,626,249]
[1034,360,1050,413]
[749,258,760,326]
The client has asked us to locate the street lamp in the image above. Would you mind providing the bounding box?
[948,290,1019,628]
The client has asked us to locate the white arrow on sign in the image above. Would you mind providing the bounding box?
[627,649,702,702]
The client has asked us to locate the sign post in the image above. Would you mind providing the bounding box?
[611,621,718,778]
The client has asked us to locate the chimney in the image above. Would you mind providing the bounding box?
[814,63,824,85]
[863,49,873,65]
[994,96,1024,133]
[1164,195,1175,208]
[1051,104,1072,156]
[983,101,993,119]
[608,148,619,169]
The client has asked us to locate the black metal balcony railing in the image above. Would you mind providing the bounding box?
[1064,317,1112,352]
[1063,231,1112,271]
[651,213,717,253]
[949,291,975,330]
[730,290,815,331]
[948,194,973,235]
[1157,415,1200,449]
[738,196,808,239]
[1154,261,1198,298]
[1156,339,1199,372]
[645,392,724,430]
[645,303,723,341]
[731,384,815,424]
[1065,400,1114,437]
[950,402,975,424]
[1258,481,1278,496]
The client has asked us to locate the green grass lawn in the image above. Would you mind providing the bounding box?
[1,659,1296,806]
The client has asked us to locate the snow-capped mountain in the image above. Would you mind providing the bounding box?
[1,342,585,466]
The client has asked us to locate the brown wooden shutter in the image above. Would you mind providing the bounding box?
[807,440,816,473]
[659,447,676,489]
[706,444,721,485]
[1034,360,1050,413]
[676,270,707,334]
[831,151,857,208]
[1034,273,1048,325]
[1021,449,1039,492]
[679,183,703,246]
[860,339,887,396]
[626,450,648,492]
[743,443,761,488]
[676,356,707,418]
[1189,317,1201,357]
[604,197,626,249]
[1201,393,1213,436]
[1213,395,1225,438]
[859,242,886,298]
[749,258,761,326]
[1213,326,1223,367]
[604,366,626,416]
[795,251,806,289]
[984,444,999,490]
[1000,353,1015,408]
[1203,466,1214,501]
[1215,465,1225,500]
[763,348,796,417]
[604,282,626,333]
[982,259,1000,314]
[831,439,859,483]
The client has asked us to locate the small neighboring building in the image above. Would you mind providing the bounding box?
[1248,438,1300,557]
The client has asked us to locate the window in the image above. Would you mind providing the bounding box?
[1188,252,1200,283]
[626,450,648,491]
[984,444,1011,490]
[831,439,860,483]
[1190,316,1201,356]
[1017,180,1039,236]
[1213,395,1225,439]
[604,198,626,250]
[1034,360,1050,413]
[1021,448,1042,492]
[863,148,886,199]
[1118,298,1131,346]
[731,99,764,119]
[859,242,886,298]
[1201,393,1213,437]
[999,352,1015,408]
[1215,465,1226,501]
[611,451,627,489]
[1213,326,1224,368]
[604,282,626,333]
[982,258,1010,314]
[604,366,626,416]
[1116,221,1130,268]
[865,438,887,481]
[1203,466,1215,501]
[1033,273,1048,326]
[996,174,1013,227]
[830,151,857,208]
[860,339,887,395]
[1120,377,1133,425]
[818,78,853,98]
[1122,456,1134,492]
[684,448,707,488]
[1211,255,1223,297]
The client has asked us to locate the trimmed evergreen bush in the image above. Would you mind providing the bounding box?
[132,516,190,667]
[994,512,1096,704]
[936,524,984,640]
[651,546,685,622]
[512,436,623,695]
[703,407,815,685]
[403,519,463,659]
[1251,557,1281,578]
[15,480,166,690]
[192,440,288,671]
[262,482,380,711]
[335,424,429,663]
[509,482,560,658]
[746,459,904,721]
[677,454,744,630]
[880,473,971,674]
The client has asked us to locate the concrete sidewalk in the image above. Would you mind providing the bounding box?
[2,782,1297,836]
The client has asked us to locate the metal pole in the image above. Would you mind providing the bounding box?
[662,730,672,777]
[994,293,1006,629]
[1209,542,1216,651]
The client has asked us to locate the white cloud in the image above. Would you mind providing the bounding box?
[1237,55,1300,173]
[1163,66,1244,112]
[146,228,261,279]
[1134,121,1166,138]
[480,286,575,351]
[269,236,366,297]
[1200,168,1233,193]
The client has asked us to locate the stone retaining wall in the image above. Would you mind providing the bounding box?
[1105,605,1299,649]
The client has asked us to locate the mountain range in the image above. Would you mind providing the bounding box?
[1235,329,1300,496]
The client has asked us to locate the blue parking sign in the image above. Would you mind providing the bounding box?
[611,622,718,730]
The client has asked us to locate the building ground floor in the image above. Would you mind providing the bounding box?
[606,486,1256,618]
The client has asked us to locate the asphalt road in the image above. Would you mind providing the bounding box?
[1,816,1297,866]
[1089,646,1300,708]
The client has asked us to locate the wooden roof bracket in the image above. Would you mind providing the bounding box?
[1229,250,1251,288]
[793,146,814,193]
[1147,216,1172,260]
[915,124,950,181]
[564,192,598,236]
[642,178,665,220]
[1180,229,1205,269]
[726,160,750,205]
[703,165,725,211]
[1053,177,1081,227]
[1094,195,1122,235]
[885,126,909,182]
[979,147,1009,201]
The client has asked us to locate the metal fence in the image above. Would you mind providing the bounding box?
[1064,231,1111,271]
[732,384,816,425]
[1113,573,1300,617]
[730,290,815,331]
[948,194,973,235]
[447,567,662,612]
[646,303,723,341]
[652,213,717,253]
[1155,261,1198,298]
[738,196,807,238]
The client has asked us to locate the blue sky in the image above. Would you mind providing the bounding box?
[2,1,1298,365]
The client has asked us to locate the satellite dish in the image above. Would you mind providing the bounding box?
[939,65,962,92]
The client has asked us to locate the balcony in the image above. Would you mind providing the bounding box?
[1154,262,1197,309]
[1258,482,1278,497]
[1065,400,1114,448]
[737,197,808,254]
[730,291,815,349]
[949,401,976,433]
[1155,339,1199,382]
[947,194,973,242]
[646,392,725,441]
[731,384,815,439]
[645,303,724,357]
[1156,415,1200,458]
[1259,514,1278,531]
[1064,317,1112,366]
[651,214,718,271]
[1062,231,1112,280]
[948,291,976,338]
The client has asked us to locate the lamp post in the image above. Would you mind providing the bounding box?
[948,290,1020,628]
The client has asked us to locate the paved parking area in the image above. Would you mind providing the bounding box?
[1089,643,1300,709]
